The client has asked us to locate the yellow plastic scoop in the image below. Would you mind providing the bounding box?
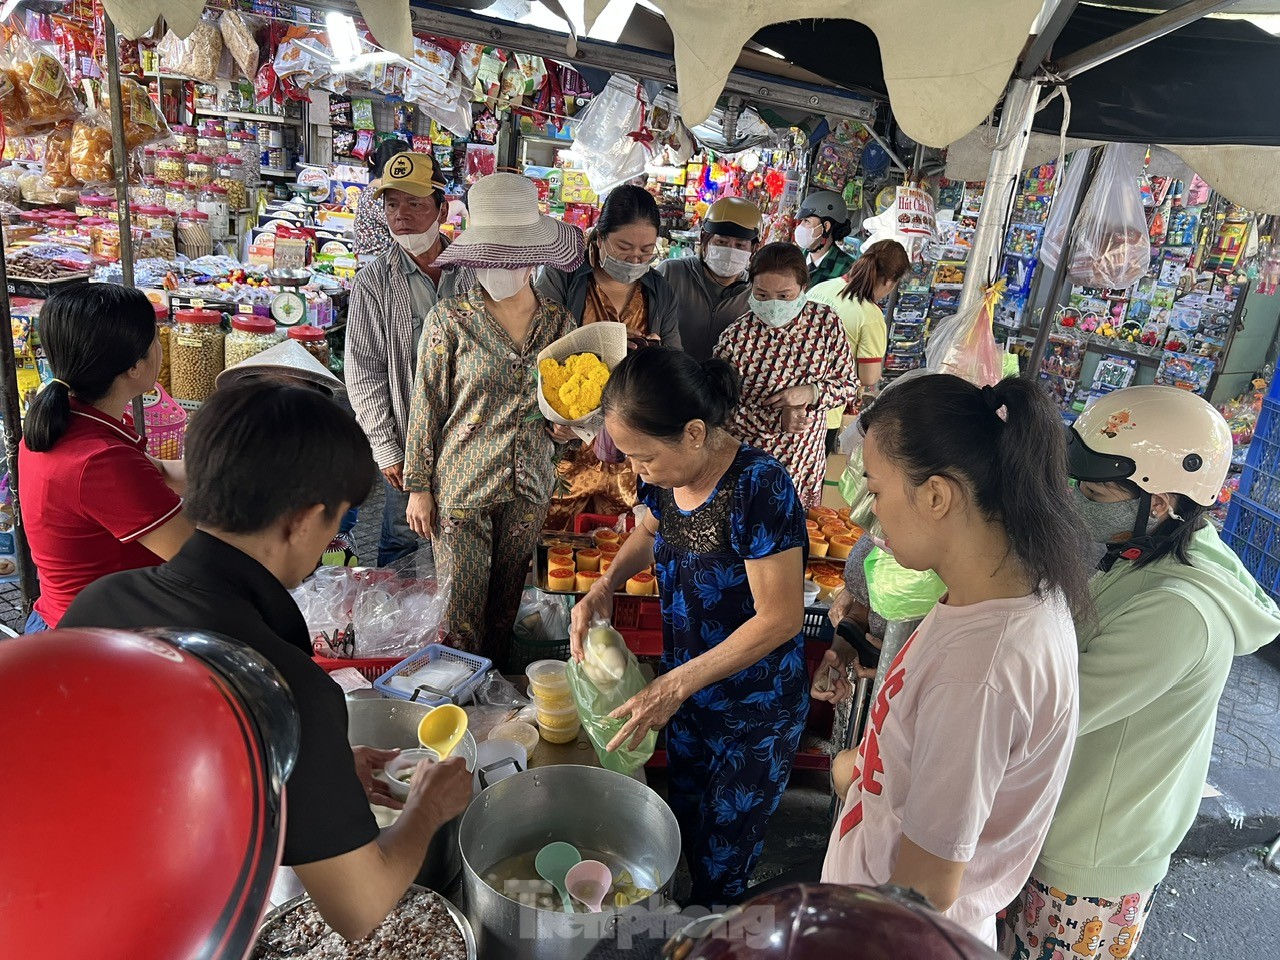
[416,704,469,758]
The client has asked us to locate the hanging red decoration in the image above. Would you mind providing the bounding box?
[765,169,787,198]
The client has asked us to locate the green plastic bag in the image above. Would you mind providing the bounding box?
[864,546,946,621]
[566,652,657,774]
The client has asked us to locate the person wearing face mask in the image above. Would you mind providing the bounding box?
[402,173,584,662]
[1000,385,1280,960]
[712,243,857,510]
[536,185,682,529]
[795,190,855,289]
[655,196,761,361]
[346,152,471,567]
[353,138,412,261]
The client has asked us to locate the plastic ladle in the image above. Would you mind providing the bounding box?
[416,704,469,759]
[535,842,582,914]
[565,859,613,913]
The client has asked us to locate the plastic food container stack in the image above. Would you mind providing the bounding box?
[525,659,580,743]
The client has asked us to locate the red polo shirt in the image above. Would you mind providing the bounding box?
[18,399,183,626]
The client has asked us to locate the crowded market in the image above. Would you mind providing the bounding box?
[3,0,1280,958]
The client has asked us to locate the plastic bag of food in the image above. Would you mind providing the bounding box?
[565,620,657,774]
[863,545,945,622]
[159,17,223,84]
[7,36,79,135]
[513,587,571,646]
[925,280,1005,387]
[70,113,116,185]
[1067,143,1151,289]
[0,48,30,135]
[99,78,171,151]
[40,123,78,189]
[219,9,260,80]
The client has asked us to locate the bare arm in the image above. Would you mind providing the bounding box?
[857,359,883,396]
[569,513,658,658]
[146,455,186,495]
[136,513,195,560]
[889,835,966,913]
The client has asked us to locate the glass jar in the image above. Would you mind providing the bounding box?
[197,184,229,239]
[135,228,176,261]
[155,149,186,183]
[165,182,197,215]
[170,309,225,402]
[186,153,215,187]
[136,177,166,207]
[225,314,283,366]
[75,193,114,218]
[214,156,248,211]
[171,125,197,154]
[142,147,157,177]
[176,211,212,259]
[287,325,330,367]
[136,205,170,231]
[197,131,227,158]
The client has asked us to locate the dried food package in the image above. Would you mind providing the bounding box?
[0,49,29,135]
[161,17,223,84]
[220,9,260,81]
[8,37,79,134]
[100,78,172,151]
[40,123,78,189]
[70,114,117,185]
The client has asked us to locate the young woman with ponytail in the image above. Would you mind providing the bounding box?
[820,374,1090,947]
[18,285,193,631]
[568,347,810,907]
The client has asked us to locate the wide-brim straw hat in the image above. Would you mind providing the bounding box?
[215,340,344,397]
[433,172,585,271]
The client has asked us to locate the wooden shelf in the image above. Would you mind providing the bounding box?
[195,107,303,127]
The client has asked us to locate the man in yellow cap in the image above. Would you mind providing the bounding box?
[346,151,468,566]
[655,196,761,361]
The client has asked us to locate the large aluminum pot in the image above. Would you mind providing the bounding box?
[346,698,478,892]
[459,765,681,960]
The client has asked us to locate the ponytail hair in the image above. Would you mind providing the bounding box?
[859,374,1093,615]
[840,239,911,303]
[602,346,740,441]
[24,285,158,452]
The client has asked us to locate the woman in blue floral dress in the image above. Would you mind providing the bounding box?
[570,347,809,906]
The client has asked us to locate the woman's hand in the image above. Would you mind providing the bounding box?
[779,406,809,434]
[763,384,819,409]
[827,589,869,629]
[569,579,614,661]
[810,648,854,704]
[406,491,437,538]
[545,422,577,443]
[606,672,686,752]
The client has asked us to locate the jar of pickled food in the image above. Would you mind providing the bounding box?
[154,149,186,183]
[225,314,283,366]
[287,324,330,367]
[186,153,215,187]
[170,309,225,402]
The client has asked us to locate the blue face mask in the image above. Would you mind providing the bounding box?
[750,293,807,328]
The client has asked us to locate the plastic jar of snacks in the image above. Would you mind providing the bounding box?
[287,325,330,367]
[91,222,119,260]
[214,156,248,211]
[154,301,173,393]
[165,182,197,215]
[170,309,225,402]
[77,216,106,248]
[197,184,230,239]
[45,216,79,237]
[225,314,283,366]
[186,153,215,187]
[155,149,186,183]
[197,131,227,158]
[75,193,114,218]
[136,177,166,207]
[525,659,571,704]
[171,125,197,154]
[176,211,212,259]
[535,703,581,744]
[142,146,157,177]
[135,206,167,231]
[135,228,176,261]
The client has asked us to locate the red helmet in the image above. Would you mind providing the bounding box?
[0,628,300,960]
[678,884,1001,959]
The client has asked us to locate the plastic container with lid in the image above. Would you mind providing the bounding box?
[197,183,229,239]
[142,146,157,177]
[136,177,166,207]
[287,324,330,367]
[535,703,581,744]
[155,301,173,392]
[136,205,174,232]
[196,131,227,158]
[176,210,212,259]
[165,182,197,215]
[488,721,540,755]
[170,308,225,402]
[526,659,570,699]
[155,149,186,183]
[75,193,114,218]
[225,314,283,366]
[170,124,197,154]
[186,153,215,187]
[214,155,248,210]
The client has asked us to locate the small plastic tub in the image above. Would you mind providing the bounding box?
[489,720,540,755]
[526,659,569,699]
[536,704,581,744]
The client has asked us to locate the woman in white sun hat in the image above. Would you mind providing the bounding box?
[402,172,585,663]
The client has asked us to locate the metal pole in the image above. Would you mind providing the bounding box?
[957,77,1041,314]
[1053,0,1240,80]
[104,15,147,434]
[1021,147,1102,380]
[1016,0,1083,79]
[0,247,41,613]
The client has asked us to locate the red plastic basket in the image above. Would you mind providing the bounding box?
[614,594,662,657]
[312,655,402,681]
[573,513,636,534]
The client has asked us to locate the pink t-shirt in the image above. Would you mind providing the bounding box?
[822,590,1079,943]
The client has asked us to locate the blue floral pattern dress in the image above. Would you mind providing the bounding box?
[640,444,810,905]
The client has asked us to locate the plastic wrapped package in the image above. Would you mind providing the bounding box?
[41,124,78,189]
[220,9,260,80]
[1040,148,1091,270]
[5,37,79,135]
[70,115,116,185]
[1067,143,1152,290]
[157,18,223,84]
[565,620,657,773]
[570,75,649,193]
[100,78,172,150]
[925,280,1005,388]
[0,49,29,134]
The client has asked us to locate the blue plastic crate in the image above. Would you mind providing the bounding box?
[1222,496,1280,606]
[372,643,492,705]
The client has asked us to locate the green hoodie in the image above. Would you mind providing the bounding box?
[1034,524,1280,897]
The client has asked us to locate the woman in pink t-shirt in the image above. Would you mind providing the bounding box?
[819,374,1091,946]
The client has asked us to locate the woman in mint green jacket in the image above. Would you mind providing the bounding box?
[1001,385,1280,960]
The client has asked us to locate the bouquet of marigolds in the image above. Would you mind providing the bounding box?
[536,322,629,442]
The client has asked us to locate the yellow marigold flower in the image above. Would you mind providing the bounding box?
[541,352,610,420]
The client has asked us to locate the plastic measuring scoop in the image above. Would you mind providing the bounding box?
[416,704,469,758]
[565,859,612,913]
[535,842,581,914]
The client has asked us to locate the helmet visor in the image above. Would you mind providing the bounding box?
[1066,426,1138,485]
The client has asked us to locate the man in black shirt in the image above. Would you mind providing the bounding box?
[63,383,471,940]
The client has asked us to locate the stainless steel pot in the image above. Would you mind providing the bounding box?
[345,697,478,892]
[459,765,681,960]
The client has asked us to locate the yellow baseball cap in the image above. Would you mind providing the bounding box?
[372,151,447,200]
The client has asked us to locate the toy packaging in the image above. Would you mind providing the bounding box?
[1091,355,1138,395]
[1156,351,1215,395]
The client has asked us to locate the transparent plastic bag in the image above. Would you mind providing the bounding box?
[1067,143,1151,290]
[925,280,1005,387]
[565,620,656,773]
[864,546,946,622]
[1040,148,1091,270]
[513,588,570,645]
[570,74,648,193]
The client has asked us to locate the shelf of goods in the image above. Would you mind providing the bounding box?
[193,107,303,127]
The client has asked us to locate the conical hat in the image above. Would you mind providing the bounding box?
[215,340,344,397]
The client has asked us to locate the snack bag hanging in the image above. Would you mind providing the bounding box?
[566,619,657,774]
[1067,143,1151,289]
[925,279,1006,387]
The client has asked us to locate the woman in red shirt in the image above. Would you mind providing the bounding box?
[18,285,193,631]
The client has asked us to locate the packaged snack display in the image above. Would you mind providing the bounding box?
[101,77,171,150]
[69,115,116,185]
[40,124,77,189]
[0,50,30,134]
[220,9,261,80]
[6,38,80,135]
[158,18,223,84]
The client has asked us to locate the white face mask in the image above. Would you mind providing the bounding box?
[750,293,807,328]
[703,245,751,278]
[392,222,440,256]
[476,266,533,301]
[794,222,822,251]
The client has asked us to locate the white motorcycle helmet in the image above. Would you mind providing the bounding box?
[1068,385,1232,507]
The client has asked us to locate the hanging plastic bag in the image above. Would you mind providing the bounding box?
[926,279,1006,387]
[571,74,649,193]
[1040,148,1091,270]
[565,620,657,774]
[69,112,117,186]
[1067,143,1151,289]
[100,77,172,151]
[864,546,946,622]
[513,587,571,646]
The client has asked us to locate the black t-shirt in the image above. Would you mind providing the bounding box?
[62,531,380,866]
